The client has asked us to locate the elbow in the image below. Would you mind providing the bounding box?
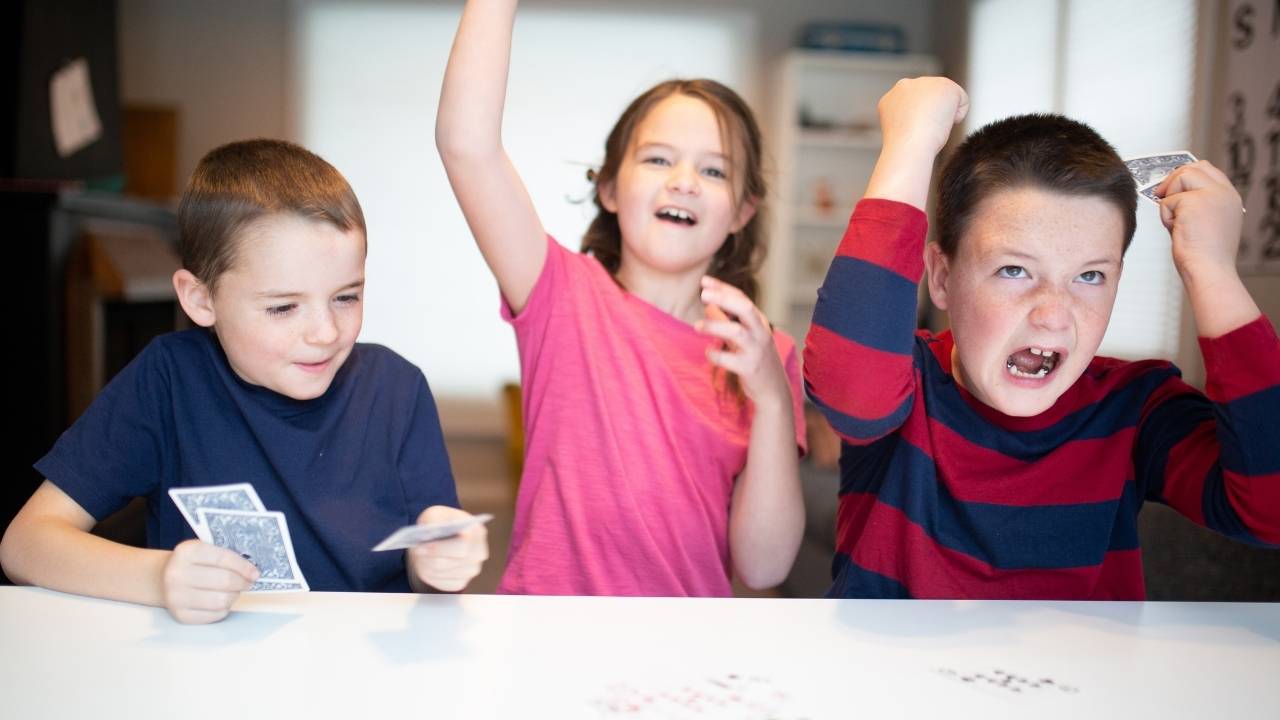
[435,121,496,167]
[735,564,790,592]
[0,522,30,586]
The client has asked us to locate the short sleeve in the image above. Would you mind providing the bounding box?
[397,371,460,513]
[34,341,174,521]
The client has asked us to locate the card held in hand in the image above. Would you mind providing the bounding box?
[1123,151,1197,204]
[196,508,309,593]
[168,483,266,536]
[372,513,494,552]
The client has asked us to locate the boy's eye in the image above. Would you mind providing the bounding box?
[996,265,1027,279]
[1077,270,1105,285]
[266,303,297,316]
[334,293,361,305]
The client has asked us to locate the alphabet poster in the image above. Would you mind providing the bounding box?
[1218,0,1280,273]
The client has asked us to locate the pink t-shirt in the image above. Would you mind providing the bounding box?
[498,237,807,597]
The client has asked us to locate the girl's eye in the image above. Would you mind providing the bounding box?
[996,265,1027,279]
[702,167,727,180]
[266,303,297,316]
[642,156,671,166]
[1078,270,1105,285]
[335,293,361,305]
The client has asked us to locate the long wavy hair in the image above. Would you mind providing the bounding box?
[580,79,768,303]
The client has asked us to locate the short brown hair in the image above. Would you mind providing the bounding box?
[177,139,366,288]
[580,79,768,301]
[936,114,1136,257]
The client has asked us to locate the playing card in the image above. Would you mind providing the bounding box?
[168,483,266,535]
[196,508,308,592]
[371,513,494,552]
[1138,180,1165,205]
[1123,151,1197,203]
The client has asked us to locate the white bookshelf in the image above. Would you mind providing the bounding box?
[763,50,939,349]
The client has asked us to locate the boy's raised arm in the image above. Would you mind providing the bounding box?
[803,78,967,445]
[436,0,546,313]
[1154,160,1262,338]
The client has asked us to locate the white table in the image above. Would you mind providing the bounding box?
[2,587,1277,719]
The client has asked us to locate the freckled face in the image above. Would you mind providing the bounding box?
[926,187,1125,417]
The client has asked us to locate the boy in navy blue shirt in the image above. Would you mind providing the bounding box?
[0,140,488,623]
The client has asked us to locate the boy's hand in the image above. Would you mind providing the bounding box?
[865,77,968,208]
[877,76,969,158]
[697,276,790,410]
[1154,160,1244,282]
[1155,160,1261,337]
[161,539,259,624]
[406,505,489,593]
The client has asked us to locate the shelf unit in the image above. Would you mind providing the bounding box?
[762,50,939,350]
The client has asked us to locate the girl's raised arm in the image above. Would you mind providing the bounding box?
[436,0,546,312]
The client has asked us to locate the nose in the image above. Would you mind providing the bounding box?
[666,162,700,196]
[1028,285,1072,332]
[306,307,340,346]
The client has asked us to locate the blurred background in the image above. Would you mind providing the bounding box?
[4,0,1277,597]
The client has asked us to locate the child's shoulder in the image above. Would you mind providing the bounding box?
[346,342,430,387]
[1075,352,1184,408]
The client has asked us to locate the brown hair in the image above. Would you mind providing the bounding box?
[177,139,366,289]
[580,79,768,301]
[936,113,1137,257]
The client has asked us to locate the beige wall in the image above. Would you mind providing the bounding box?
[118,0,290,196]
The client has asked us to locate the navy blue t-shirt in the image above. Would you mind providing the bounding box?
[35,328,458,592]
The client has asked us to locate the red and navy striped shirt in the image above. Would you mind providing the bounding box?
[804,199,1280,599]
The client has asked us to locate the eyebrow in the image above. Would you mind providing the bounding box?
[254,279,365,299]
[991,248,1119,267]
[634,141,729,162]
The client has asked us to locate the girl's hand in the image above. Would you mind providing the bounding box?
[406,505,489,593]
[877,76,969,158]
[161,539,259,624]
[696,276,789,408]
[1154,160,1245,284]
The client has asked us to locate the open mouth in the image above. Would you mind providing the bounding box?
[655,206,697,226]
[1005,346,1062,380]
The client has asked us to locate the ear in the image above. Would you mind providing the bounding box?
[923,242,952,312]
[173,269,217,328]
[598,179,618,213]
[730,195,758,233]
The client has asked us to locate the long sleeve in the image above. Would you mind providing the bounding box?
[803,199,929,445]
[1135,316,1280,545]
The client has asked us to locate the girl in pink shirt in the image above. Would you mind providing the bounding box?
[437,0,806,596]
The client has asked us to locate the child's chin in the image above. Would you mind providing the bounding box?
[991,389,1061,418]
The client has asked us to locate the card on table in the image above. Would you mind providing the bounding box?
[372,513,494,552]
[168,483,266,534]
[1123,151,1197,204]
[195,508,308,593]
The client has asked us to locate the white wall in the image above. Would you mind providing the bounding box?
[118,0,934,421]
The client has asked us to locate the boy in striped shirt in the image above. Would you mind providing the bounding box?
[805,77,1280,599]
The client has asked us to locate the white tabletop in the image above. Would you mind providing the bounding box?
[1,587,1277,719]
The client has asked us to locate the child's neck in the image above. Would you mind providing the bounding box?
[616,261,707,325]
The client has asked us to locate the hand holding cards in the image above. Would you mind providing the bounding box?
[168,484,308,593]
[398,506,491,593]
[1124,151,1197,205]
[373,513,493,551]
